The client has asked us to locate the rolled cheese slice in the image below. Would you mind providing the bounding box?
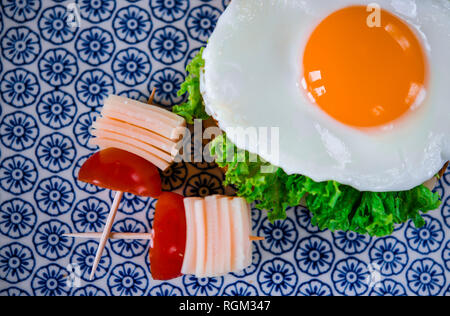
[182,198,202,275]
[181,195,252,277]
[90,137,171,171]
[102,95,185,140]
[93,116,177,155]
[91,129,173,163]
[90,95,187,170]
[193,198,207,277]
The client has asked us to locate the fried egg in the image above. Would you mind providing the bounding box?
[201,0,450,191]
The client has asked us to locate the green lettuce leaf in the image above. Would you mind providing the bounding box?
[173,47,210,124]
[210,134,441,237]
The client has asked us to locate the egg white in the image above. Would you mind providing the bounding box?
[201,0,450,191]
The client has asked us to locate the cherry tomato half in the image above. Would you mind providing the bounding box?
[150,192,186,280]
[78,148,161,198]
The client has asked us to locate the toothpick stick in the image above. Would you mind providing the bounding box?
[66,232,263,241]
[65,232,153,240]
[148,88,156,105]
[89,191,123,280]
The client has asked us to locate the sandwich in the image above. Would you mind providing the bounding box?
[173,0,450,236]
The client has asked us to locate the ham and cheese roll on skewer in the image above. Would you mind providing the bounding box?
[78,94,186,280]
[150,193,255,280]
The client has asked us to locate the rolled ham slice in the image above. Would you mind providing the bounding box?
[90,137,171,171]
[181,195,252,277]
[90,95,187,170]
[91,129,173,163]
[102,95,185,140]
[93,116,177,155]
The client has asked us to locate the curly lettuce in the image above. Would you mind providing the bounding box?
[210,134,441,237]
[173,48,210,124]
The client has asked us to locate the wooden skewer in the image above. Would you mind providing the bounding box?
[148,88,156,105]
[65,232,153,240]
[66,232,264,241]
[89,191,123,280]
[438,161,449,178]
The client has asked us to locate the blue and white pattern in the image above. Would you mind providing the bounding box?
[443,240,450,272]
[369,279,407,296]
[148,282,183,296]
[1,0,449,297]
[70,240,111,281]
[2,0,41,23]
[222,281,258,296]
[109,218,149,258]
[295,236,334,276]
[296,279,333,296]
[38,48,78,87]
[109,191,149,215]
[0,155,37,195]
[183,275,223,296]
[0,111,39,151]
[0,8,3,36]
[0,199,36,239]
[72,285,107,296]
[258,217,297,255]
[77,0,116,24]
[39,5,78,45]
[369,237,408,276]
[257,258,298,296]
[35,132,76,173]
[34,176,75,217]
[112,48,151,86]
[113,5,152,44]
[150,0,189,23]
[31,263,70,296]
[75,27,115,66]
[149,26,188,65]
[0,242,35,284]
[75,69,115,108]
[405,215,445,255]
[442,197,450,229]
[37,91,77,130]
[185,4,220,43]
[1,68,40,108]
[406,258,446,296]
[294,206,324,234]
[332,257,371,296]
[1,27,41,65]
[107,261,148,296]
[71,197,108,232]
[33,220,73,261]
[148,68,185,106]
[0,287,30,296]
[332,231,372,255]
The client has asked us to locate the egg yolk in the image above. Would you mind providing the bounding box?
[302,6,428,127]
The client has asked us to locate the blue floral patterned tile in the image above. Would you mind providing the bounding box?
[0,0,448,297]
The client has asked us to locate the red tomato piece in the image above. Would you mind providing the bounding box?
[150,192,186,280]
[78,148,161,198]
